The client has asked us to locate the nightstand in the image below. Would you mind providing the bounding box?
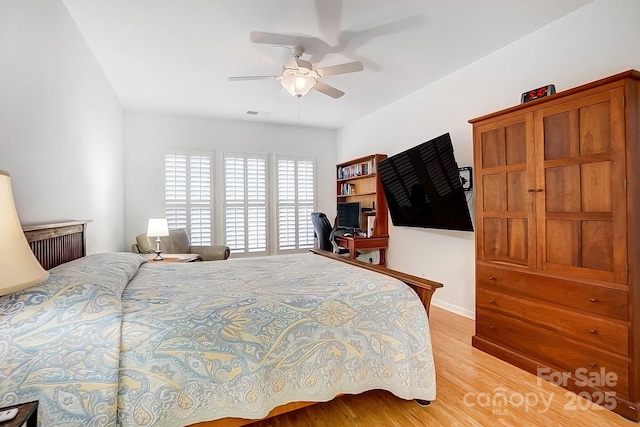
[0,401,37,427]
[141,253,201,263]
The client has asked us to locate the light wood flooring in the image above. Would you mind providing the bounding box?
[247,306,634,426]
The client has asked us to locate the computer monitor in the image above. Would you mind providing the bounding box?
[337,202,361,231]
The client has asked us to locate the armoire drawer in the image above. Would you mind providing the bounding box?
[476,265,629,321]
[477,288,629,356]
[476,309,629,397]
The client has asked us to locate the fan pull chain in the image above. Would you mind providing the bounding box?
[297,95,301,133]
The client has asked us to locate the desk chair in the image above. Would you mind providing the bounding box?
[310,212,355,256]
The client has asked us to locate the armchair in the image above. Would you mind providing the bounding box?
[132,229,230,261]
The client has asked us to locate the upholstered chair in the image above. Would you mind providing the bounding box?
[132,229,230,261]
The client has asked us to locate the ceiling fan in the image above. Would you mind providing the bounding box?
[228,46,364,99]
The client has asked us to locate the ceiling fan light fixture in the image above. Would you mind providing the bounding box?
[281,74,316,97]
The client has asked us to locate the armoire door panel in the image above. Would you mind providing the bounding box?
[544,218,614,273]
[545,165,581,212]
[507,218,528,262]
[581,220,614,272]
[536,87,626,283]
[483,217,528,265]
[545,220,580,267]
[505,122,527,165]
[483,218,506,259]
[581,161,612,212]
[482,173,506,212]
[506,171,527,211]
[543,111,578,160]
[481,128,505,168]
[475,113,535,268]
[579,101,611,155]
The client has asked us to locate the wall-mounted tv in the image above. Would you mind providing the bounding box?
[377,133,474,232]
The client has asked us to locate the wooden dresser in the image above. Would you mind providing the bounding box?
[469,70,640,421]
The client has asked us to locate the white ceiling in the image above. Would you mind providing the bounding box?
[61,0,593,130]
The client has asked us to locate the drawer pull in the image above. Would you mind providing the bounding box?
[489,300,496,305]
[589,362,598,368]
[489,324,496,329]
[589,329,598,334]
[489,276,497,281]
[589,298,598,303]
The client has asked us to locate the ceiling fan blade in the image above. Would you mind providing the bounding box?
[313,81,344,99]
[250,31,331,60]
[250,31,297,46]
[317,61,364,77]
[338,16,426,51]
[315,0,342,41]
[228,75,279,81]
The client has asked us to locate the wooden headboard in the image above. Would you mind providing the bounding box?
[22,220,90,269]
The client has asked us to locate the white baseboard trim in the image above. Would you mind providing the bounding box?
[431,299,475,320]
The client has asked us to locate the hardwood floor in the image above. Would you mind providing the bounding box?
[248,306,634,426]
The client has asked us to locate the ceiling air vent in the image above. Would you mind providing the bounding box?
[246,110,271,117]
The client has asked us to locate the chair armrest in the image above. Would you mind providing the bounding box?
[191,245,230,261]
[132,243,141,253]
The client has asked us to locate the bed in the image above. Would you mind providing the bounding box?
[1,221,442,426]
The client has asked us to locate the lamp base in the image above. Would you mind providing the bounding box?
[153,236,164,261]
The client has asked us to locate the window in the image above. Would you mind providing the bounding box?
[277,156,315,251]
[164,154,212,245]
[164,151,315,256]
[224,154,267,255]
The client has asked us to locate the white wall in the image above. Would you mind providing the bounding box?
[0,0,125,253]
[124,112,337,248]
[338,0,640,318]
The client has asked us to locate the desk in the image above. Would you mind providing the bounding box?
[334,234,389,266]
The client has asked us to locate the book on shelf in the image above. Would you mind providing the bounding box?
[337,159,375,180]
[339,183,356,195]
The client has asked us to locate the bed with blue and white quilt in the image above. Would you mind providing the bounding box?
[0,252,436,426]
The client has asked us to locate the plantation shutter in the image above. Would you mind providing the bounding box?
[165,154,188,231]
[189,156,212,245]
[277,157,315,251]
[224,154,267,254]
[164,153,212,245]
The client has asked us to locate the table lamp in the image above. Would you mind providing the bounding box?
[147,218,170,261]
[0,170,49,296]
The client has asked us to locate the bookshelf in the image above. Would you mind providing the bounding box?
[336,154,388,237]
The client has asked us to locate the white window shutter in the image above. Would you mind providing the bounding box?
[164,153,213,245]
[297,160,315,248]
[224,155,267,254]
[277,157,315,251]
[189,156,212,245]
[225,206,245,252]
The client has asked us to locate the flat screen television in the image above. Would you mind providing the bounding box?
[336,201,361,231]
[377,133,474,232]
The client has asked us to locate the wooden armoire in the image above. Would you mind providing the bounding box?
[469,70,640,421]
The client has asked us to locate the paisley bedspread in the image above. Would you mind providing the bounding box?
[1,252,436,426]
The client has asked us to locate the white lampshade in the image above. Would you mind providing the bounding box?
[0,170,49,296]
[147,218,170,237]
[280,75,316,97]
